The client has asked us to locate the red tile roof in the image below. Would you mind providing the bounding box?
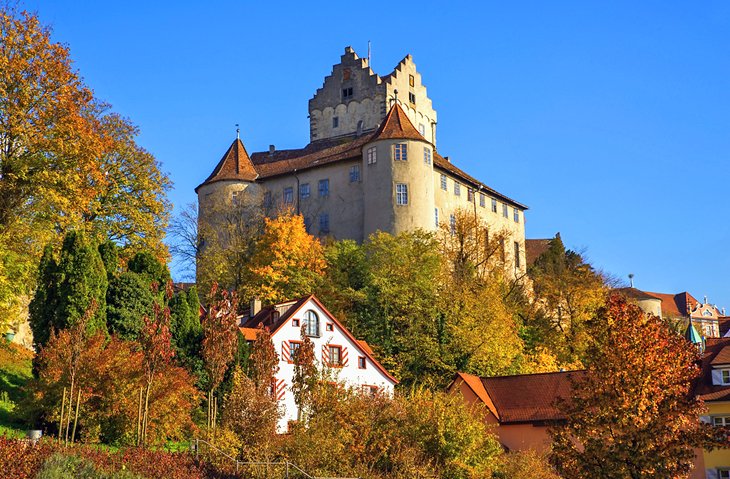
[370,102,429,143]
[644,291,699,318]
[695,338,730,402]
[456,370,584,424]
[196,138,258,192]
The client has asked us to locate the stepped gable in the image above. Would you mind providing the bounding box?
[370,101,428,143]
[196,138,258,192]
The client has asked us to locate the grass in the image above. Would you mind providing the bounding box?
[0,340,34,438]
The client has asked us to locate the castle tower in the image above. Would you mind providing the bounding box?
[362,102,435,237]
[309,47,438,145]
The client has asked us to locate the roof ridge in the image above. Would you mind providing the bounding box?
[196,137,258,192]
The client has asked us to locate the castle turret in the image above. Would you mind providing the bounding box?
[362,101,435,237]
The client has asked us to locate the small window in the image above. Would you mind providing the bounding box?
[283,187,294,205]
[362,385,378,397]
[367,146,377,165]
[350,165,360,183]
[289,341,302,363]
[342,87,353,100]
[326,322,334,332]
[408,92,416,104]
[319,213,330,234]
[454,182,461,197]
[394,143,407,161]
[440,174,447,190]
[423,147,431,165]
[263,191,272,208]
[502,204,509,218]
[396,183,408,205]
[723,369,730,385]
[328,345,343,367]
[305,310,320,337]
[467,189,474,202]
[358,356,366,369]
[303,216,312,233]
[720,469,730,479]
[450,214,456,235]
[292,318,300,327]
[514,208,520,223]
[479,193,486,207]
[332,117,339,128]
[409,74,415,87]
[514,241,521,269]
[418,124,426,136]
[300,183,310,199]
[318,179,329,197]
[434,208,439,228]
[491,198,497,213]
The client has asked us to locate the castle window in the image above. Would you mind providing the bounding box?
[454,182,461,197]
[440,174,447,190]
[467,189,474,202]
[502,204,509,218]
[449,214,456,235]
[342,87,353,100]
[491,198,497,213]
[409,74,415,87]
[318,179,329,197]
[396,183,408,205]
[419,123,426,136]
[408,92,416,104]
[350,165,360,183]
[263,191,272,208]
[434,208,439,228]
[514,242,521,269]
[479,193,486,207]
[332,116,339,128]
[367,146,377,165]
[283,187,294,205]
[423,147,431,165]
[319,213,330,234]
[305,310,320,337]
[513,208,520,223]
[300,183,310,199]
[394,143,407,161]
[500,238,506,262]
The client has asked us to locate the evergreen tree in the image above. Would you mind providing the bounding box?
[56,231,108,336]
[28,244,60,347]
[98,240,120,280]
[106,271,156,340]
[128,251,170,287]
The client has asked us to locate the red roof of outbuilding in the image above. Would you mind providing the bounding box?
[695,338,730,402]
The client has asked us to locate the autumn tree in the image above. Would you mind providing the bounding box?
[0,7,170,333]
[201,283,239,433]
[291,326,318,422]
[551,294,724,478]
[248,325,279,392]
[522,233,607,366]
[243,212,326,303]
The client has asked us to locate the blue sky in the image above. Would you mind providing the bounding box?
[27,1,730,308]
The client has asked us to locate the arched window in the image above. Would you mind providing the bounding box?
[305,310,320,337]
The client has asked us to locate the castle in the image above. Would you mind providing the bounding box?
[196,47,528,275]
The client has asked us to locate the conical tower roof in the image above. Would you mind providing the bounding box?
[371,102,430,144]
[685,319,703,345]
[195,138,258,192]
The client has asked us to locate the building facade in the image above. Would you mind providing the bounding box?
[196,47,528,277]
[239,295,397,433]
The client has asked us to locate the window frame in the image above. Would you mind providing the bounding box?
[332,116,339,128]
[300,183,310,199]
[502,203,509,218]
[325,322,334,332]
[358,356,367,369]
[514,208,520,223]
[491,198,497,213]
[434,208,439,228]
[440,174,447,190]
[327,344,343,368]
[318,179,329,197]
[479,193,486,208]
[342,87,353,100]
[514,241,521,269]
[349,164,361,183]
[367,146,377,165]
[395,183,409,206]
[394,143,408,161]
[713,416,730,427]
[450,214,456,235]
[318,213,330,234]
[722,369,730,385]
[305,310,320,337]
[283,186,294,205]
[287,340,302,364]
[292,318,300,327]
[423,147,431,165]
[454,182,461,197]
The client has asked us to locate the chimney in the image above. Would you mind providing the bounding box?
[723,308,726,316]
[704,295,708,305]
[269,144,275,155]
[250,298,262,318]
[444,156,450,163]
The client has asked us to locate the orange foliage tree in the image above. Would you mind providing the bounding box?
[243,213,326,303]
[551,294,726,478]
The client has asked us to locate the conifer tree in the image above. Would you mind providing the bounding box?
[106,271,156,340]
[29,244,60,347]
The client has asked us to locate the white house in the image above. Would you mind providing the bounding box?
[239,294,398,432]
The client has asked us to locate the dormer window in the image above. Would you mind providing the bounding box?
[723,369,730,384]
[305,310,320,337]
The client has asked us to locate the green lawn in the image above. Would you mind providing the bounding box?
[0,340,34,438]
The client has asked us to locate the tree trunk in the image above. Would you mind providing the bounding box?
[142,375,152,446]
[136,386,143,446]
[65,373,75,445]
[59,387,66,441]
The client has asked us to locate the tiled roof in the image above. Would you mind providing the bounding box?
[616,287,663,302]
[525,238,552,266]
[644,291,699,318]
[370,102,429,143]
[196,138,258,192]
[719,317,730,337]
[695,338,730,402]
[459,370,583,424]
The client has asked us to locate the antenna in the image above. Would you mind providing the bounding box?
[367,40,371,64]
[235,123,240,139]
[628,273,634,288]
